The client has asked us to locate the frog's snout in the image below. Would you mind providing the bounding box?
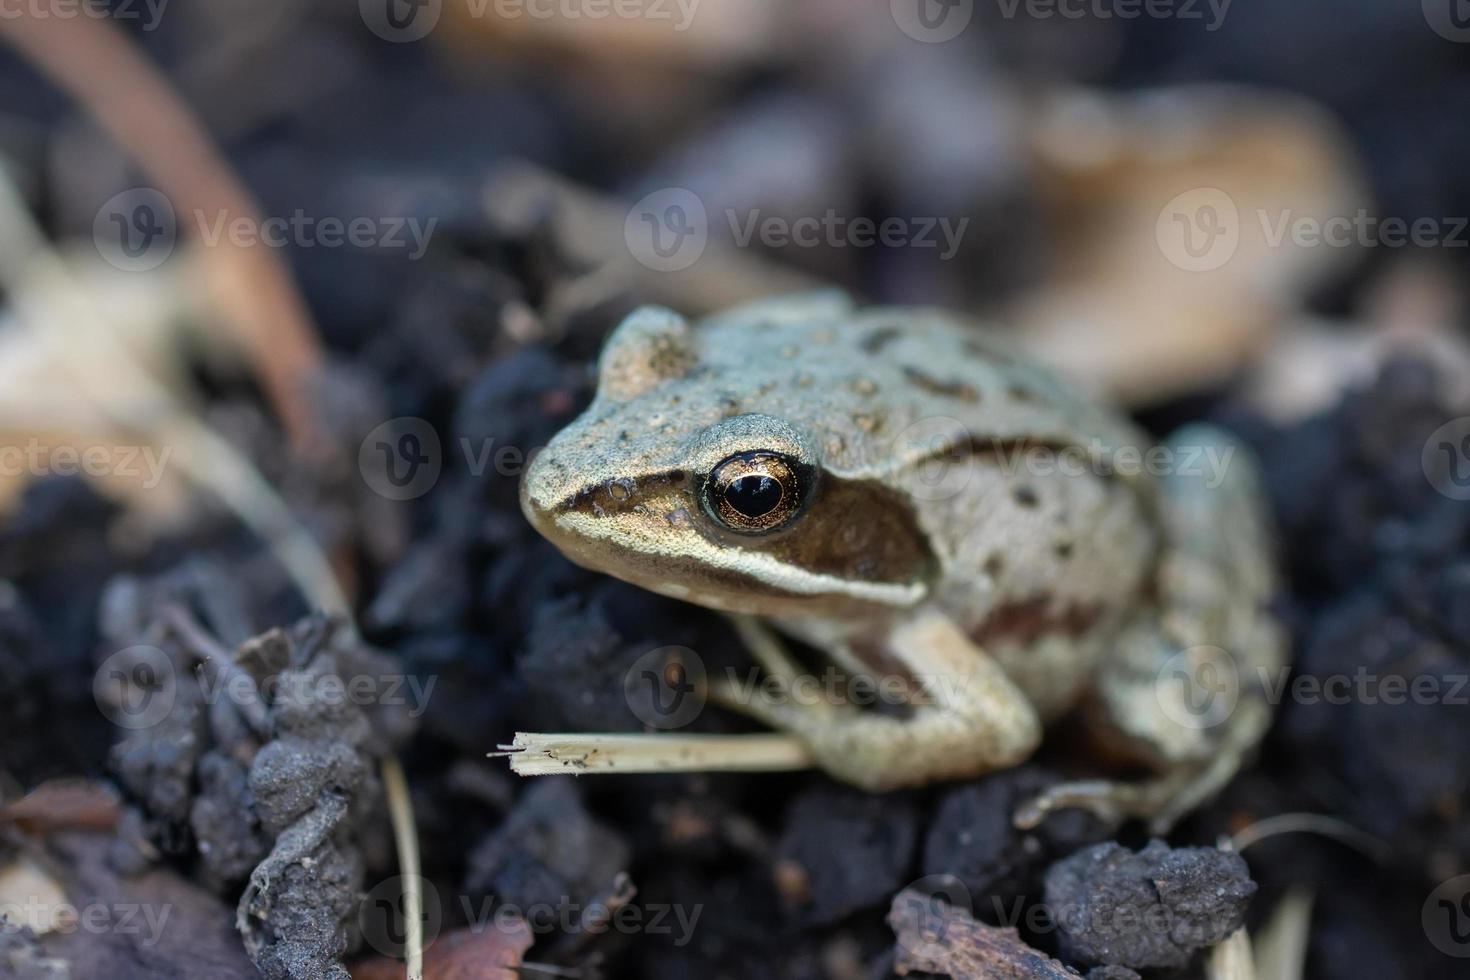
[519,444,570,540]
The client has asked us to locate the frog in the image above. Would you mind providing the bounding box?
[519,291,1285,831]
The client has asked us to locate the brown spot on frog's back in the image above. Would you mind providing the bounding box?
[972,597,1103,648]
[860,326,902,354]
[902,366,980,403]
[961,336,1016,367]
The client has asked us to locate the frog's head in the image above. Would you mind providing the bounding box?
[520,306,935,618]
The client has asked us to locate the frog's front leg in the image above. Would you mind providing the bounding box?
[713,608,1041,792]
[1017,425,1286,833]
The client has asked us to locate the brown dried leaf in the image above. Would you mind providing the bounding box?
[888,888,1080,980]
[351,920,533,980]
[1,780,122,835]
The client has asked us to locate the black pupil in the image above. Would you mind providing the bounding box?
[726,474,782,518]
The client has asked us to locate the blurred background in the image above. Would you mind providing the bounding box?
[1,2,1470,979]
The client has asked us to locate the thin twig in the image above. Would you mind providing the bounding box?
[0,175,349,618]
[381,756,424,980]
[1229,812,1391,864]
[497,732,814,776]
[1252,887,1313,980]
[1208,927,1257,980]
[0,13,325,450]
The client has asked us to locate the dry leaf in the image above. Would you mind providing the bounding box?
[887,888,1080,980]
[351,920,534,980]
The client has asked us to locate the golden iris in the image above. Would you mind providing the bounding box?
[705,451,804,533]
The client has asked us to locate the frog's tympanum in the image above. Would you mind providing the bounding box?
[521,293,1284,829]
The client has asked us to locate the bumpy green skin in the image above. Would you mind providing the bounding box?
[521,292,1284,806]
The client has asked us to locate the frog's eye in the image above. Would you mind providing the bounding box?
[704,451,809,534]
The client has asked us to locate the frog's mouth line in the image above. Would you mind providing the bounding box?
[538,506,928,612]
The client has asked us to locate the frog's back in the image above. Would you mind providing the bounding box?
[699,294,1158,716]
[695,293,1148,483]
